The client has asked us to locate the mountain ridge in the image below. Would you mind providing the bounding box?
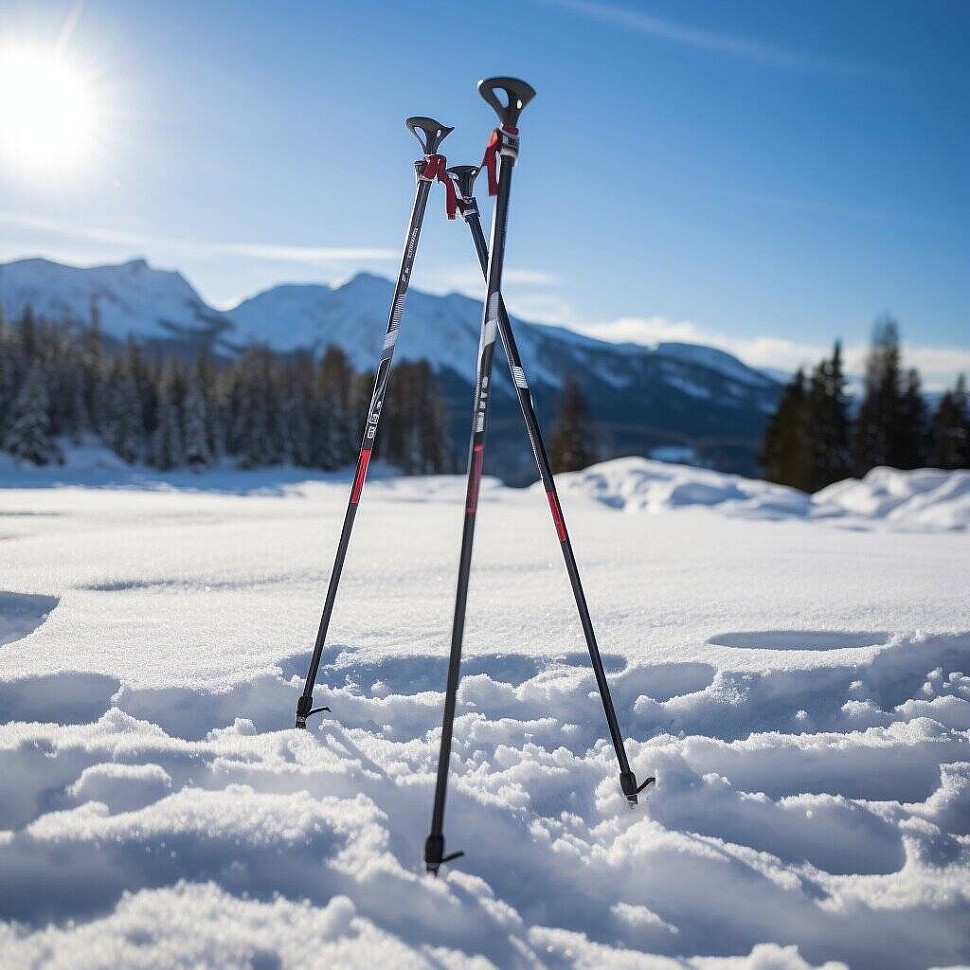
[0,256,781,475]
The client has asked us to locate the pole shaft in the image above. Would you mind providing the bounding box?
[427,158,515,863]
[297,173,434,724]
[462,209,631,774]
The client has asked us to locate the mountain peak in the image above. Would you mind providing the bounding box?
[0,255,223,341]
[340,270,394,291]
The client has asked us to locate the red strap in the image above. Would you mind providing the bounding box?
[421,154,457,220]
[480,125,518,197]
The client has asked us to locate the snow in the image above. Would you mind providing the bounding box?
[0,458,968,969]
[553,457,970,530]
[550,457,813,519]
[815,466,970,531]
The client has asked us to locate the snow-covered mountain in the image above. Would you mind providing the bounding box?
[0,257,232,344]
[228,272,778,396]
[0,257,782,475]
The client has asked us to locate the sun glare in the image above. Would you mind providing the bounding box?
[0,45,103,181]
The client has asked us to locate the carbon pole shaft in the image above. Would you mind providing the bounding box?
[461,203,649,799]
[424,152,517,876]
[295,164,436,729]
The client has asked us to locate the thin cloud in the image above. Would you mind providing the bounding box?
[574,314,970,391]
[420,263,559,296]
[0,211,398,267]
[545,0,876,74]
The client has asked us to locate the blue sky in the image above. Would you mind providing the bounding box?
[1,0,967,386]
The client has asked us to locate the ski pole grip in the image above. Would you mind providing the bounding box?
[477,77,536,128]
[447,165,480,200]
[405,116,454,155]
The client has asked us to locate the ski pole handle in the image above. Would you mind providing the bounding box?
[477,77,536,128]
[447,165,480,200]
[405,116,454,155]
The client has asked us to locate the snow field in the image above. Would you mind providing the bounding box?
[0,465,968,969]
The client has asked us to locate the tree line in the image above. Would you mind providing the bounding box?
[762,315,969,492]
[0,306,453,474]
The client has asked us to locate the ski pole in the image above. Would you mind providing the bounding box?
[425,78,536,876]
[296,116,456,729]
[449,161,655,807]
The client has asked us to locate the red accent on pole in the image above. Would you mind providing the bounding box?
[480,125,518,197]
[546,490,567,542]
[481,130,500,197]
[421,154,458,219]
[466,443,484,514]
[351,449,372,505]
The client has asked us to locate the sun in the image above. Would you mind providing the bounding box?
[0,45,103,181]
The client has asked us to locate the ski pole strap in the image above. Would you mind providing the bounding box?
[420,154,458,219]
[481,125,520,196]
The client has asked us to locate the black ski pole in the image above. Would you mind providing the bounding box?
[425,78,536,876]
[449,161,655,806]
[295,116,456,729]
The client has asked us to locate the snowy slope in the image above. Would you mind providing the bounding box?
[0,463,968,969]
[653,342,777,390]
[228,272,558,383]
[0,257,231,343]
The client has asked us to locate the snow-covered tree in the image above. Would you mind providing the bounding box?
[103,363,144,464]
[151,378,184,470]
[182,372,212,471]
[4,362,62,465]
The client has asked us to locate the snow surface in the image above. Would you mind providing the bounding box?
[0,457,968,969]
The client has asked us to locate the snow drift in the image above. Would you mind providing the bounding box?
[551,458,970,530]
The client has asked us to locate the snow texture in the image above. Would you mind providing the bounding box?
[0,457,968,969]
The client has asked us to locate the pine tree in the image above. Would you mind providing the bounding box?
[182,369,212,470]
[101,360,144,464]
[230,347,276,468]
[893,367,928,469]
[66,367,90,445]
[853,315,904,474]
[195,352,222,459]
[805,342,851,490]
[549,375,594,473]
[315,346,356,469]
[930,375,969,469]
[82,303,106,435]
[151,375,184,470]
[762,368,811,490]
[19,305,37,361]
[4,362,62,465]
[0,321,21,442]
